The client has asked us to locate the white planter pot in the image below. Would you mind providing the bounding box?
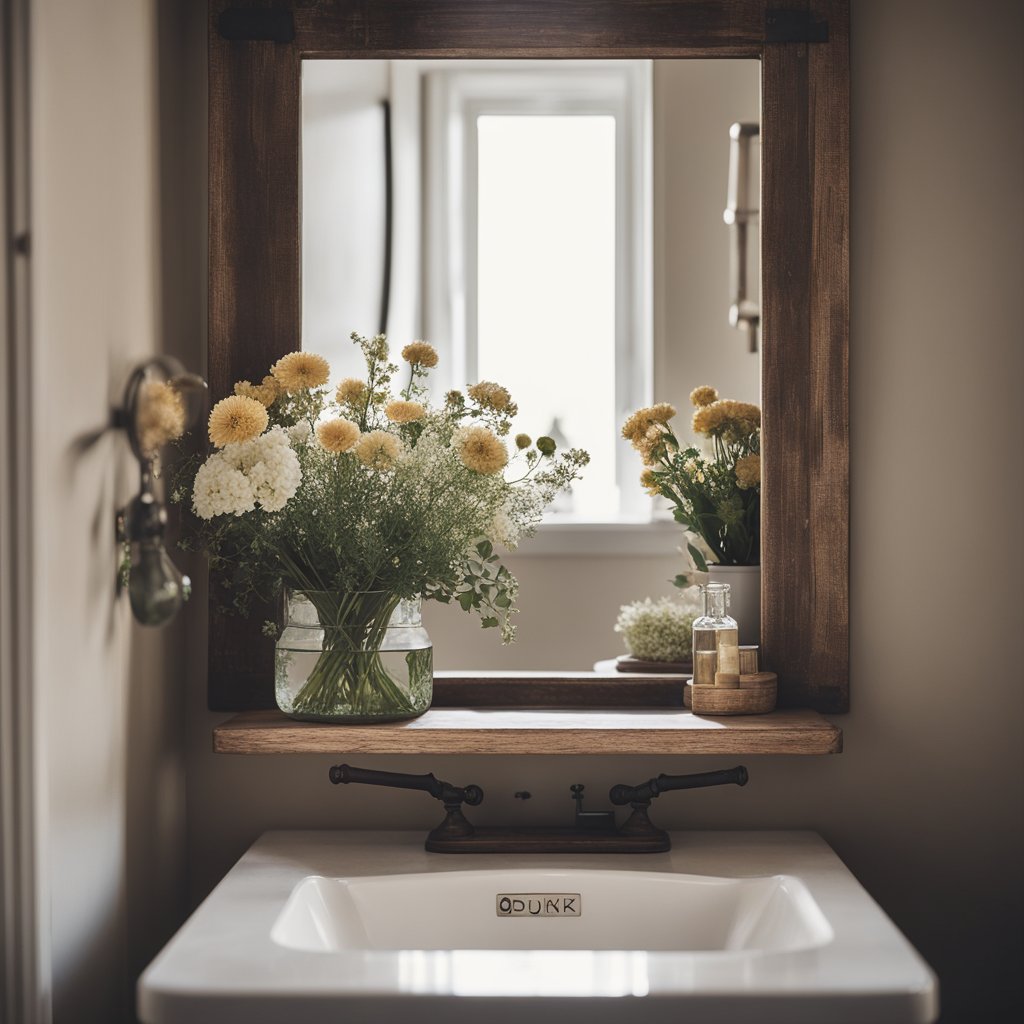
[707,564,761,647]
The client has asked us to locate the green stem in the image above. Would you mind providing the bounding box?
[278,590,432,720]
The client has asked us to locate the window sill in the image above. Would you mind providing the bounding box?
[510,517,681,557]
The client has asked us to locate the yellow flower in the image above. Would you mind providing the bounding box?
[385,399,426,424]
[621,402,677,444]
[689,385,718,407]
[636,424,669,466]
[640,468,661,497]
[354,429,401,470]
[136,379,185,455]
[458,426,508,474]
[208,394,268,448]
[735,453,761,489]
[515,433,532,450]
[335,377,366,405]
[234,374,280,407]
[467,381,516,414]
[270,351,331,393]
[400,341,439,368]
[692,399,760,439]
[316,418,360,453]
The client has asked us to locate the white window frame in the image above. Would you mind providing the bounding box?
[393,60,661,551]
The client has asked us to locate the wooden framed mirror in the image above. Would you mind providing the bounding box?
[206,0,849,714]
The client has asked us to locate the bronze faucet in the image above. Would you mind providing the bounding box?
[329,764,748,853]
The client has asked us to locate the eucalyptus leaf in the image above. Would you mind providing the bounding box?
[686,542,709,573]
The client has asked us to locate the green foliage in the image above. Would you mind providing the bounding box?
[614,596,699,663]
[172,332,589,644]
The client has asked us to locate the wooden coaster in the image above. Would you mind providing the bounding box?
[615,654,693,675]
[686,672,778,715]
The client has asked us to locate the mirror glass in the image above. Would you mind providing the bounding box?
[301,58,761,668]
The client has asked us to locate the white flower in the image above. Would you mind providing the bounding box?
[614,597,697,662]
[192,459,255,518]
[287,420,313,446]
[192,426,301,519]
[487,506,520,550]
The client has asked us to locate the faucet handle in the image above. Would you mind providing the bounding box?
[329,764,484,807]
[609,766,748,806]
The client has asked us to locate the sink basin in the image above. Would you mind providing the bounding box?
[139,831,937,1024]
[272,869,832,954]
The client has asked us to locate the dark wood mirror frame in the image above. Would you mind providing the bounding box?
[207,0,849,714]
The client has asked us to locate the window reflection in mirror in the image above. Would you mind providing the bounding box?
[302,60,759,522]
[301,59,761,669]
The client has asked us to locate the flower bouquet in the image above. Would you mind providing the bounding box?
[175,333,588,721]
[622,385,760,587]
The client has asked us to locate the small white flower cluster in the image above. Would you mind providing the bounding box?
[614,595,700,663]
[287,420,313,446]
[193,426,301,519]
[487,486,546,551]
[487,506,519,549]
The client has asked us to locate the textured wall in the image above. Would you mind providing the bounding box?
[181,3,1023,1022]
[29,0,196,1020]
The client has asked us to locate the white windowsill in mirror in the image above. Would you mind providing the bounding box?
[511,516,681,558]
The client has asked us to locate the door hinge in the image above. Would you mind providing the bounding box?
[765,10,829,44]
[217,8,295,43]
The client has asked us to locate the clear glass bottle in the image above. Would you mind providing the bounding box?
[691,583,739,685]
[274,590,433,723]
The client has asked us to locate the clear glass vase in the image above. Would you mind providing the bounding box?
[274,589,433,723]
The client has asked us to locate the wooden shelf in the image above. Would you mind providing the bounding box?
[213,708,842,756]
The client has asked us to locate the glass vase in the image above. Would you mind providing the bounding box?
[274,589,432,723]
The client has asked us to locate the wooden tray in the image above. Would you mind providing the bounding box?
[686,672,778,716]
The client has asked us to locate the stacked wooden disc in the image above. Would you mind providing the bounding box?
[686,672,778,716]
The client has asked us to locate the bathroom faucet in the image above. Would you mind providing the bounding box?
[329,763,748,854]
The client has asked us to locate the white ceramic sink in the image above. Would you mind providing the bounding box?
[139,831,938,1024]
[272,868,832,954]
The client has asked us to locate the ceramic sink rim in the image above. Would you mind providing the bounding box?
[137,830,938,1024]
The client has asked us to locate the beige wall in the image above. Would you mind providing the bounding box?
[654,59,761,429]
[177,2,1022,1023]
[29,0,195,1020]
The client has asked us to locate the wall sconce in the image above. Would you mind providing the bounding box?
[115,357,207,626]
[724,121,761,353]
